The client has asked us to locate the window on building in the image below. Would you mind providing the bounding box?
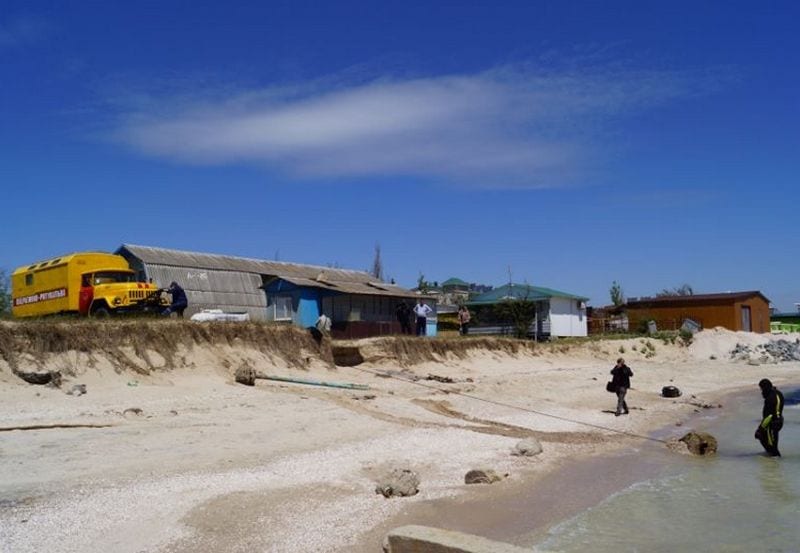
[274,296,293,321]
[25,274,33,286]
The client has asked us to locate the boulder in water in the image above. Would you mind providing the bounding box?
[677,431,717,456]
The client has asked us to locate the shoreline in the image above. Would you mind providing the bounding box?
[355,382,756,551]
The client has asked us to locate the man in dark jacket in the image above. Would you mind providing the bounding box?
[755,378,784,457]
[162,281,188,318]
[611,358,633,416]
[396,301,412,335]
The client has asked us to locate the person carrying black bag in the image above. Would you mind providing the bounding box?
[610,358,633,416]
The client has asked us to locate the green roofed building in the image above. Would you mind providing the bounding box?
[437,277,471,306]
[441,277,470,289]
[467,283,589,338]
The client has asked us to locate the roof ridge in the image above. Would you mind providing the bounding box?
[121,243,375,279]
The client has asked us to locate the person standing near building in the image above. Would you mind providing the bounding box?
[413,298,432,336]
[610,358,633,416]
[458,305,471,335]
[315,312,332,335]
[755,378,784,457]
[396,301,412,335]
[162,281,188,318]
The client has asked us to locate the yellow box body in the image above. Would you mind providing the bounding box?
[11,252,161,317]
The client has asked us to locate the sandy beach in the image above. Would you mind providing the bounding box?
[1,324,799,552]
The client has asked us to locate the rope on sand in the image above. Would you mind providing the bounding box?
[349,365,669,444]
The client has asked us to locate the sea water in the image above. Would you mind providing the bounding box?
[534,388,800,553]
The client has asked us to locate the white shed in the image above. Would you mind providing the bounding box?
[468,283,588,338]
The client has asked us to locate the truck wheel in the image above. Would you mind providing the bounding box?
[91,306,110,318]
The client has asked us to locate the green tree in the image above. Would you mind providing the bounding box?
[609,280,625,306]
[494,298,537,339]
[657,283,694,297]
[0,269,11,317]
[416,273,428,293]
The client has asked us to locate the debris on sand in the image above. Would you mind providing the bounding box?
[14,370,61,387]
[464,468,506,484]
[730,339,800,364]
[234,366,257,386]
[375,468,420,498]
[511,438,543,457]
[66,384,86,396]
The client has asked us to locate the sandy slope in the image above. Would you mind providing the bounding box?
[1,328,798,552]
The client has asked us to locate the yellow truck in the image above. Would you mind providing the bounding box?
[11,252,164,317]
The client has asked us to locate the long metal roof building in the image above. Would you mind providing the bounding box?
[117,244,417,320]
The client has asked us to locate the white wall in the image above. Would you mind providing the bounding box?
[549,297,588,337]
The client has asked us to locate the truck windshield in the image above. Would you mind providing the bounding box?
[92,271,135,285]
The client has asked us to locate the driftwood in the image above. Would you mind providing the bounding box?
[0,423,113,433]
[426,374,454,383]
[14,370,62,387]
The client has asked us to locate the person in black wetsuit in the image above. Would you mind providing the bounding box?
[610,357,633,416]
[755,378,784,457]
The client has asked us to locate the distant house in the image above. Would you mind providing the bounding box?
[117,244,426,338]
[264,275,435,339]
[625,291,770,333]
[439,277,471,306]
[467,283,588,338]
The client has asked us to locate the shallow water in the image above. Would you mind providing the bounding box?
[535,388,800,553]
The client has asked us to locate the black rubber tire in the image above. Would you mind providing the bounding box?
[91,306,111,318]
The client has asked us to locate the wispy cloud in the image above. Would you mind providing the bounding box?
[109,64,723,187]
[0,15,50,48]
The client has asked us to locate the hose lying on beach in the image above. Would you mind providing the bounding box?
[350,365,671,444]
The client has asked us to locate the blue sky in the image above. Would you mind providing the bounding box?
[1,1,798,310]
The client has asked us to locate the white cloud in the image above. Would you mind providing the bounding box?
[111,65,711,187]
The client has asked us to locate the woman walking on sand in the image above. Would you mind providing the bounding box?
[611,358,633,416]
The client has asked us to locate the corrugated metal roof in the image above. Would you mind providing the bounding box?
[468,283,589,305]
[627,290,770,306]
[119,244,382,284]
[119,244,422,300]
[277,276,419,298]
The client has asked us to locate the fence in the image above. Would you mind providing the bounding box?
[589,317,700,335]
